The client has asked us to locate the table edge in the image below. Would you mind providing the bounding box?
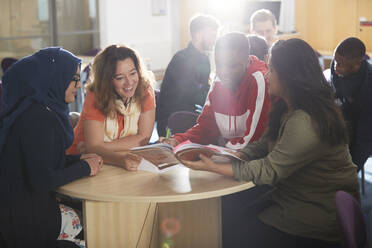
[56,181,255,203]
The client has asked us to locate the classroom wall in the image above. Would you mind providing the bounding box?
[295,0,372,55]
[178,0,372,56]
[98,0,180,70]
[295,0,357,55]
[178,0,296,49]
[179,0,206,49]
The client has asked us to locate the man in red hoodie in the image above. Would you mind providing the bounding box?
[160,32,270,149]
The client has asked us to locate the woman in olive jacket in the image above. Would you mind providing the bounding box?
[181,39,359,248]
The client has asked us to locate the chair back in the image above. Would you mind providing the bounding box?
[81,63,91,85]
[69,112,81,128]
[154,88,161,122]
[335,191,367,248]
[167,111,198,134]
[154,88,160,105]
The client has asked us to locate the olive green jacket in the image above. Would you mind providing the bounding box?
[232,110,360,242]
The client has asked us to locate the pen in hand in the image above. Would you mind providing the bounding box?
[165,127,171,139]
[159,128,178,146]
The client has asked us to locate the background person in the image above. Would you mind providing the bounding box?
[247,34,269,62]
[330,37,372,172]
[156,14,220,136]
[250,9,278,47]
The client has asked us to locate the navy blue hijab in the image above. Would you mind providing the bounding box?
[0,47,81,154]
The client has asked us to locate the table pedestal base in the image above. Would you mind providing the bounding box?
[83,197,221,248]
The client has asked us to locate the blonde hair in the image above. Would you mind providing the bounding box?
[250,9,277,28]
[87,44,153,118]
[189,14,220,39]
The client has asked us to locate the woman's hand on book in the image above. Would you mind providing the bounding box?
[235,151,249,161]
[180,154,217,172]
[181,154,234,177]
[123,153,142,171]
[158,137,179,147]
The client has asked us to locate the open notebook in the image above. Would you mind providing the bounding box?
[131,140,243,170]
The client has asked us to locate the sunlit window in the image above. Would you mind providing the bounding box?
[0,0,99,76]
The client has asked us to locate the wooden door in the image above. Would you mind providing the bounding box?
[295,0,358,54]
[357,0,372,54]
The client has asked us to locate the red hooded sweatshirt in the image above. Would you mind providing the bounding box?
[173,56,270,149]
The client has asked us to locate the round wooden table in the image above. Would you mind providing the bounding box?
[58,164,254,248]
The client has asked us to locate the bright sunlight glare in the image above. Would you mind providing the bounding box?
[206,0,246,14]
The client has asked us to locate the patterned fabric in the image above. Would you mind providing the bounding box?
[58,204,85,248]
[104,98,141,142]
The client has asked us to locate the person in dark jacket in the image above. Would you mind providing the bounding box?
[330,37,372,171]
[0,47,103,248]
[156,14,219,136]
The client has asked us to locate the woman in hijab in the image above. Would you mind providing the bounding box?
[0,47,103,247]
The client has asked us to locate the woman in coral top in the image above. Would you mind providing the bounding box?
[67,45,156,170]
